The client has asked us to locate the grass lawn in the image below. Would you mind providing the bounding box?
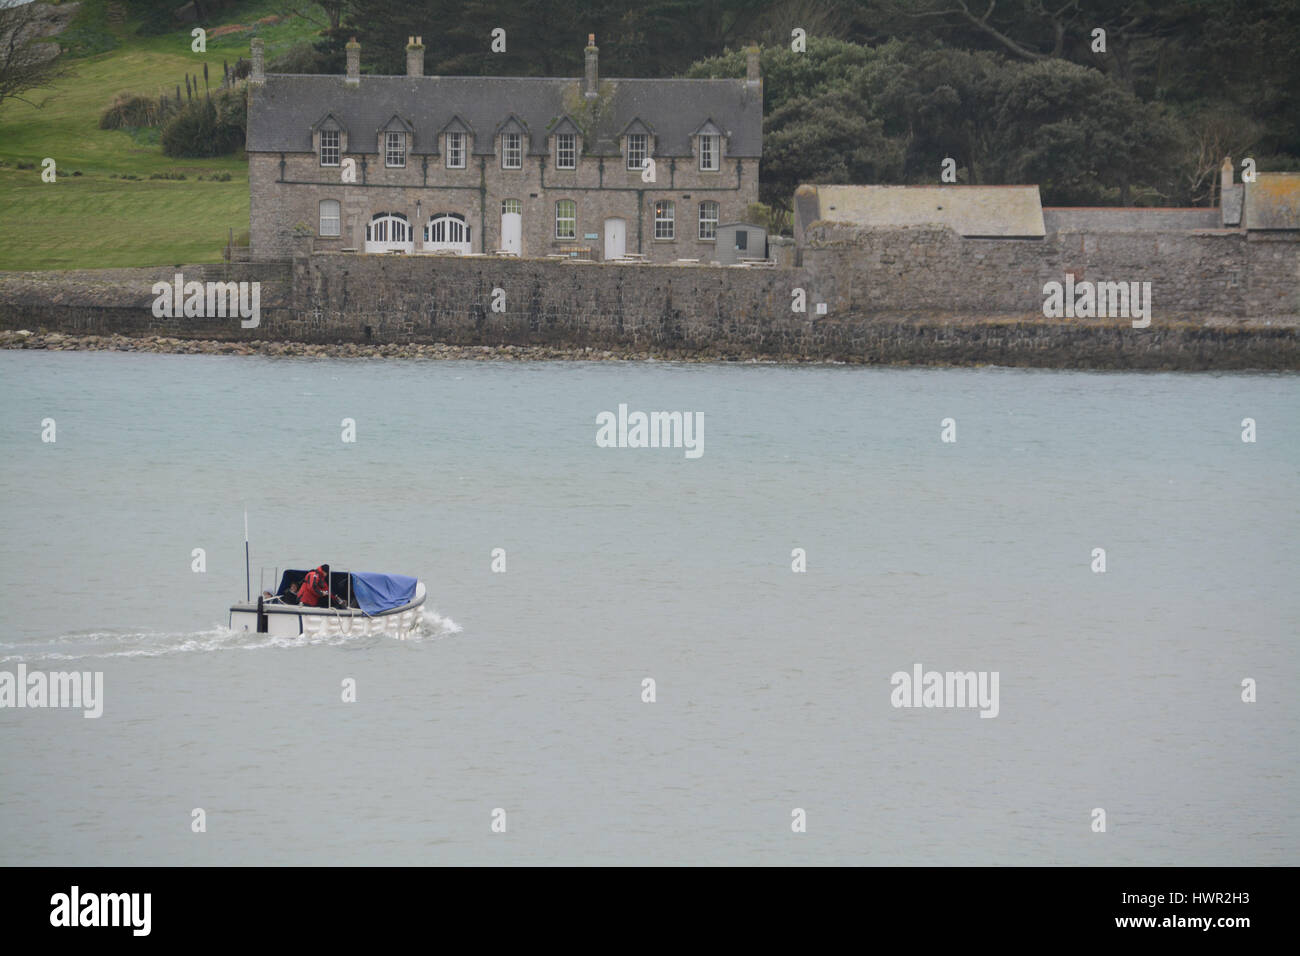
[0,0,323,270]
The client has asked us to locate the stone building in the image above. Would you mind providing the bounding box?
[246,35,763,262]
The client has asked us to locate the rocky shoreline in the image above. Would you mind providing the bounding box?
[0,329,787,363]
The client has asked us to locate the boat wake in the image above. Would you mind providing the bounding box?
[0,609,463,663]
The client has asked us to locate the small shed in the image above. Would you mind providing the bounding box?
[714,222,767,265]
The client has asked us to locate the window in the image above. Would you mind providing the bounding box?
[626,133,648,171]
[555,132,576,169]
[366,212,409,243]
[445,131,465,169]
[735,229,748,251]
[319,199,340,237]
[502,199,522,215]
[699,134,719,171]
[320,129,340,167]
[385,131,406,168]
[654,200,674,240]
[424,213,469,245]
[502,131,522,169]
[698,201,718,240]
[555,199,576,239]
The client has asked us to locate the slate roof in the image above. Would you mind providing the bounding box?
[795,184,1046,238]
[247,74,762,158]
[1244,172,1300,230]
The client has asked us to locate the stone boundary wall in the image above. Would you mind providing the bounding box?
[1042,208,1221,232]
[1,225,1296,369]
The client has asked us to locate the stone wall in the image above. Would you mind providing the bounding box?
[1042,207,1221,232]
[801,224,1298,321]
[3,225,1296,369]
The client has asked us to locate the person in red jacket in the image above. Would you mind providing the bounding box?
[298,565,330,608]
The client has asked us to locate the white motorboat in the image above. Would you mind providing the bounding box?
[229,568,426,640]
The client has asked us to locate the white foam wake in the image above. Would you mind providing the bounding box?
[0,608,463,662]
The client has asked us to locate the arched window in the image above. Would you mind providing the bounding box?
[364,212,412,252]
[319,199,341,237]
[555,199,576,239]
[698,201,718,240]
[423,213,472,254]
[654,200,674,240]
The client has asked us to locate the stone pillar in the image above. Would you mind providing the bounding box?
[250,37,265,86]
[406,36,424,77]
[584,34,598,98]
[346,38,361,86]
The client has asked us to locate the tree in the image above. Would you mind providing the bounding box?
[0,0,72,110]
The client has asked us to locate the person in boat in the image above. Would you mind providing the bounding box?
[298,565,331,608]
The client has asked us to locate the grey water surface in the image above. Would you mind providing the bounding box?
[1,350,1295,865]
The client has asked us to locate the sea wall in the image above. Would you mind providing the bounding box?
[2,225,1296,369]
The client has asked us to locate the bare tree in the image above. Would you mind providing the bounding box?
[0,1,73,110]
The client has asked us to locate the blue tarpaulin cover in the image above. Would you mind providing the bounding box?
[350,573,419,615]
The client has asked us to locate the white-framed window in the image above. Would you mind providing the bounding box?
[320,129,340,167]
[502,131,522,169]
[654,200,674,240]
[699,133,719,171]
[445,131,465,169]
[385,131,406,168]
[555,132,576,169]
[319,199,341,237]
[555,199,576,239]
[366,212,410,243]
[502,198,522,215]
[698,201,718,240]
[626,133,648,171]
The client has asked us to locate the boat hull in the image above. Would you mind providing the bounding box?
[229,582,426,640]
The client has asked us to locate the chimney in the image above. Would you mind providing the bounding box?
[745,45,761,88]
[406,36,424,77]
[345,37,361,85]
[584,34,598,98]
[250,37,264,86]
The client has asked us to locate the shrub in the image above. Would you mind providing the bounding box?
[160,87,246,158]
[100,93,164,130]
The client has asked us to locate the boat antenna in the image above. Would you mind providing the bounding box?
[244,508,251,603]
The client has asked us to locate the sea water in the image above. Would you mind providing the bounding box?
[1,351,1295,865]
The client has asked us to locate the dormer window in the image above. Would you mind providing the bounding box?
[626,133,648,171]
[555,132,576,169]
[320,129,340,167]
[699,133,719,171]
[385,131,406,168]
[446,131,466,169]
[502,131,522,169]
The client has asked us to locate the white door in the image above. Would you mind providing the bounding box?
[604,218,626,260]
[501,212,521,255]
[424,213,472,255]
[364,213,414,254]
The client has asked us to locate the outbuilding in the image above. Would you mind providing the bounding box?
[714,222,767,265]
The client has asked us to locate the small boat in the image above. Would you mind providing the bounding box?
[229,568,426,640]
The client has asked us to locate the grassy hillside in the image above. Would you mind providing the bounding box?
[0,0,322,270]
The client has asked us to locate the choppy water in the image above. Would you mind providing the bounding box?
[1,351,1296,865]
